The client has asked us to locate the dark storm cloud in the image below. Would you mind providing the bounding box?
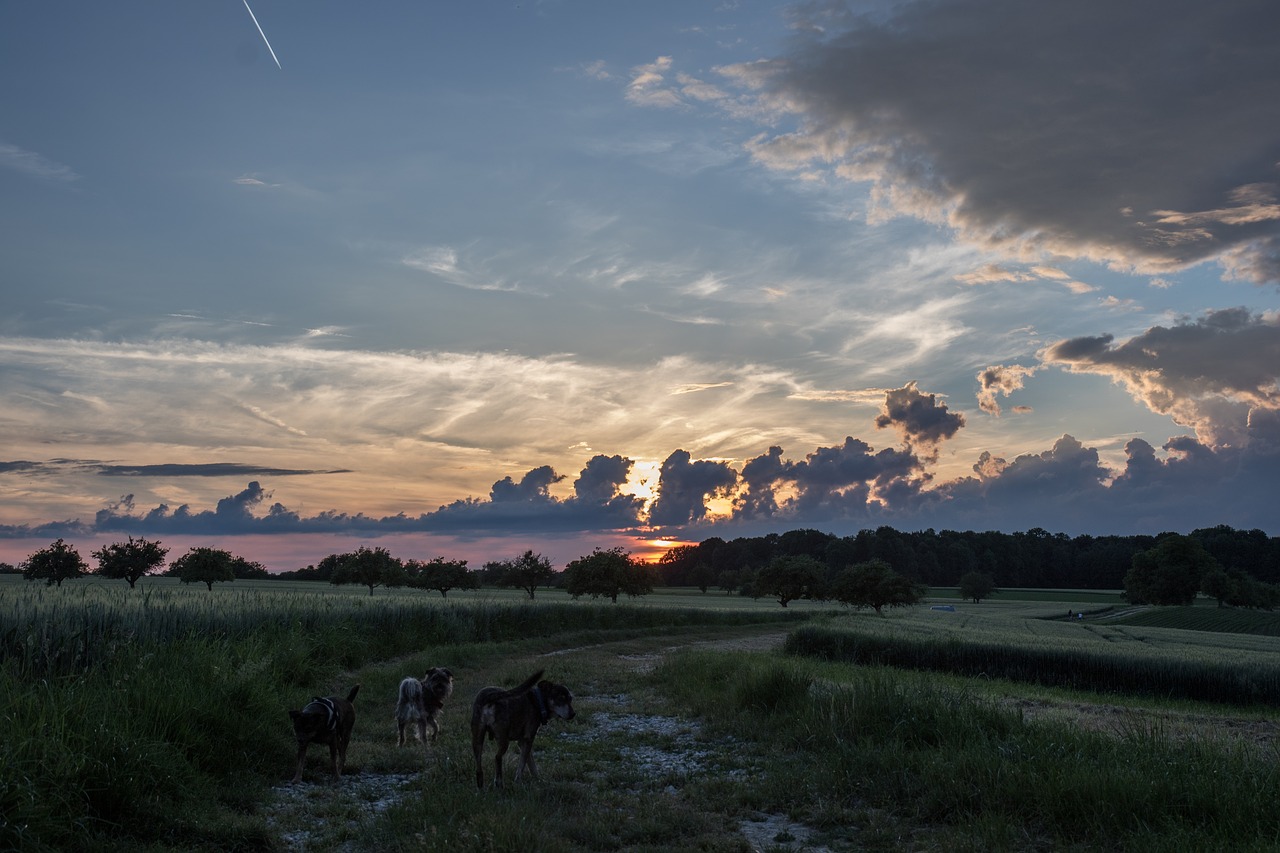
[79,455,649,539]
[756,0,1280,283]
[572,454,631,502]
[647,450,738,527]
[786,437,923,517]
[735,445,789,519]
[427,458,645,531]
[874,382,965,449]
[489,466,563,502]
[1042,308,1280,447]
[0,461,39,474]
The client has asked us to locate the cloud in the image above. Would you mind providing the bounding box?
[874,382,965,449]
[1041,308,1280,448]
[401,245,520,292]
[733,0,1280,284]
[976,364,1037,416]
[97,462,348,477]
[489,466,562,502]
[627,56,685,108]
[0,460,347,478]
[10,409,1280,542]
[0,142,79,183]
[647,449,737,526]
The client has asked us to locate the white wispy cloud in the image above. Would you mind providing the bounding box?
[0,142,79,183]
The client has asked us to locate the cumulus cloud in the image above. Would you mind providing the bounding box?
[874,382,965,450]
[1042,308,1280,448]
[734,0,1280,284]
[647,449,737,526]
[976,364,1037,416]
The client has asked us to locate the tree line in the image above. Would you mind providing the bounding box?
[654,524,1280,593]
[7,523,1277,610]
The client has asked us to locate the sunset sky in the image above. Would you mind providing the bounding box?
[3,0,1278,572]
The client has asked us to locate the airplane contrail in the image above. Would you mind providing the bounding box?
[242,0,282,69]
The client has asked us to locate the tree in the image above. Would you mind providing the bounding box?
[230,556,270,579]
[168,547,236,591]
[689,561,716,593]
[407,557,476,598]
[754,555,827,607]
[21,539,88,587]
[957,570,997,604]
[0,562,20,574]
[488,550,555,600]
[656,544,699,586]
[563,547,651,603]
[1200,566,1233,608]
[92,536,169,588]
[830,559,926,614]
[330,546,404,596]
[1124,535,1219,606]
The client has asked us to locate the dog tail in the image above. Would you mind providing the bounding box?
[510,669,544,695]
[347,684,361,703]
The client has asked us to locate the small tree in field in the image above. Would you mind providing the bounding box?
[958,570,997,604]
[488,550,555,600]
[93,536,168,588]
[168,547,236,591]
[331,546,404,596]
[407,557,477,598]
[754,555,826,607]
[830,559,925,614]
[22,539,87,587]
[563,547,651,603]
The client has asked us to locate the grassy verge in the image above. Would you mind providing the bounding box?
[0,581,801,852]
[652,650,1280,851]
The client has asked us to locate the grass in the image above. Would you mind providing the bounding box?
[6,576,1280,850]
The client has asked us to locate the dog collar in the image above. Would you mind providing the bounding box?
[531,686,549,723]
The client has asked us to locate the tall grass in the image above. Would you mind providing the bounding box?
[785,622,1280,705]
[0,582,800,851]
[657,651,1280,850]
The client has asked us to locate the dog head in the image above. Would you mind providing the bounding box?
[423,667,454,702]
[537,680,575,722]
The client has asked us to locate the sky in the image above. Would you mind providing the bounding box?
[2,0,1278,572]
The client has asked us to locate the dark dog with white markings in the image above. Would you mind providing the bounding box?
[395,666,454,749]
[288,685,360,783]
[471,669,575,789]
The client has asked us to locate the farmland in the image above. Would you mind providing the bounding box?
[2,575,1279,851]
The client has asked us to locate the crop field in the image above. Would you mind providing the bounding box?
[3,575,1280,851]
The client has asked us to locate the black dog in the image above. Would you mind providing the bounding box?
[471,669,575,789]
[289,685,360,783]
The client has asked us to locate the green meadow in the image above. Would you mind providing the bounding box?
[2,574,1279,851]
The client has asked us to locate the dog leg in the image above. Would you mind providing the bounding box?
[472,727,487,789]
[514,739,540,782]
[492,738,510,788]
[291,744,309,784]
